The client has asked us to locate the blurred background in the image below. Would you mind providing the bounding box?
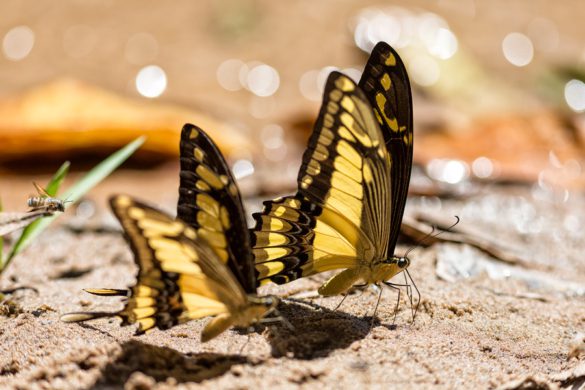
[1,0,584,213]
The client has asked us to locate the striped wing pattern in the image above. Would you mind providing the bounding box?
[359,42,413,253]
[62,126,276,340]
[177,124,257,294]
[99,195,248,333]
[253,71,392,285]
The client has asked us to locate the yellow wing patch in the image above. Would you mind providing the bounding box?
[63,122,278,341]
[252,71,395,289]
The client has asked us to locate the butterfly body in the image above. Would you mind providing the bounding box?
[229,296,278,327]
[318,256,409,296]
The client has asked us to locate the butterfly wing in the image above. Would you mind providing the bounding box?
[253,72,392,285]
[177,123,256,294]
[253,194,364,285]
[62,195,248,334]
[359,42,413,253]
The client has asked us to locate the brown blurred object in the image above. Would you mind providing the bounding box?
[0,79,251,165]
[415,111,585,188]
[567,333,585,360]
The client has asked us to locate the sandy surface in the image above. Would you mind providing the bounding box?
[1,2,585,389]
[0,174,583,390]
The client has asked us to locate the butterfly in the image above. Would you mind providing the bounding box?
[61,124,279,342]
[251,42,415,317]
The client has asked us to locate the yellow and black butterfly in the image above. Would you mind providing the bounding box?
[61,124,279,342]
[252,42,415,317]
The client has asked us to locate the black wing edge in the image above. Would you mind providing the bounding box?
[296,70,373,201]
[359,41,414,254]
[108,194,186,332]
[177,123,257,294]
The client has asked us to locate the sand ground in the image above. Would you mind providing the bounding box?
[0,174,583,390]
[1,1,585,388]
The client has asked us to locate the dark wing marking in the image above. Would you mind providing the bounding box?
[177,123,256,294]
[62,195,247,334]
[252,195,317,285]
[296,71,390,255]
[359,41,413,254]
[252,72,391,284]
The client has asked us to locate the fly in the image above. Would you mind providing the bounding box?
[27,182,69,213]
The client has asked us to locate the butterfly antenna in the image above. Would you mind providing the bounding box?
[404,215,460,258]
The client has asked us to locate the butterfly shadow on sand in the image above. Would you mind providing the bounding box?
[88,340,248,389]
[260,299,384,360]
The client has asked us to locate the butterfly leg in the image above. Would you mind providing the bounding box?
[333,294,349,311]
[334,282,368,311]
[369,283,385,328]
[402,272,415,320]
[382,282,401,326]
[258,314,295,331]
[239,331,253,354]
[403,273,417,320]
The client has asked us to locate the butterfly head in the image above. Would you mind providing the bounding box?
[249,294,294,330]
[396,256,410,269]
[246,294,280,321]
[262,294,280,313]
[382,255,410,269]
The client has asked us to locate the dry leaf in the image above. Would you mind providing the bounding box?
[0,78,252,163]
[415,111,585,188]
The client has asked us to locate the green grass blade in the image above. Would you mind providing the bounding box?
[60,136,145,204]
[45,161,70,197]
[2,161,71,270]
[3,136,145,267]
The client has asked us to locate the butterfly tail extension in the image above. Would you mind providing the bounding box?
[60,289,134,325]
[60,311,119,323]
[84,288,130,297]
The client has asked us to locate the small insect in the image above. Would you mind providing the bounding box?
[27,182,69,213]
